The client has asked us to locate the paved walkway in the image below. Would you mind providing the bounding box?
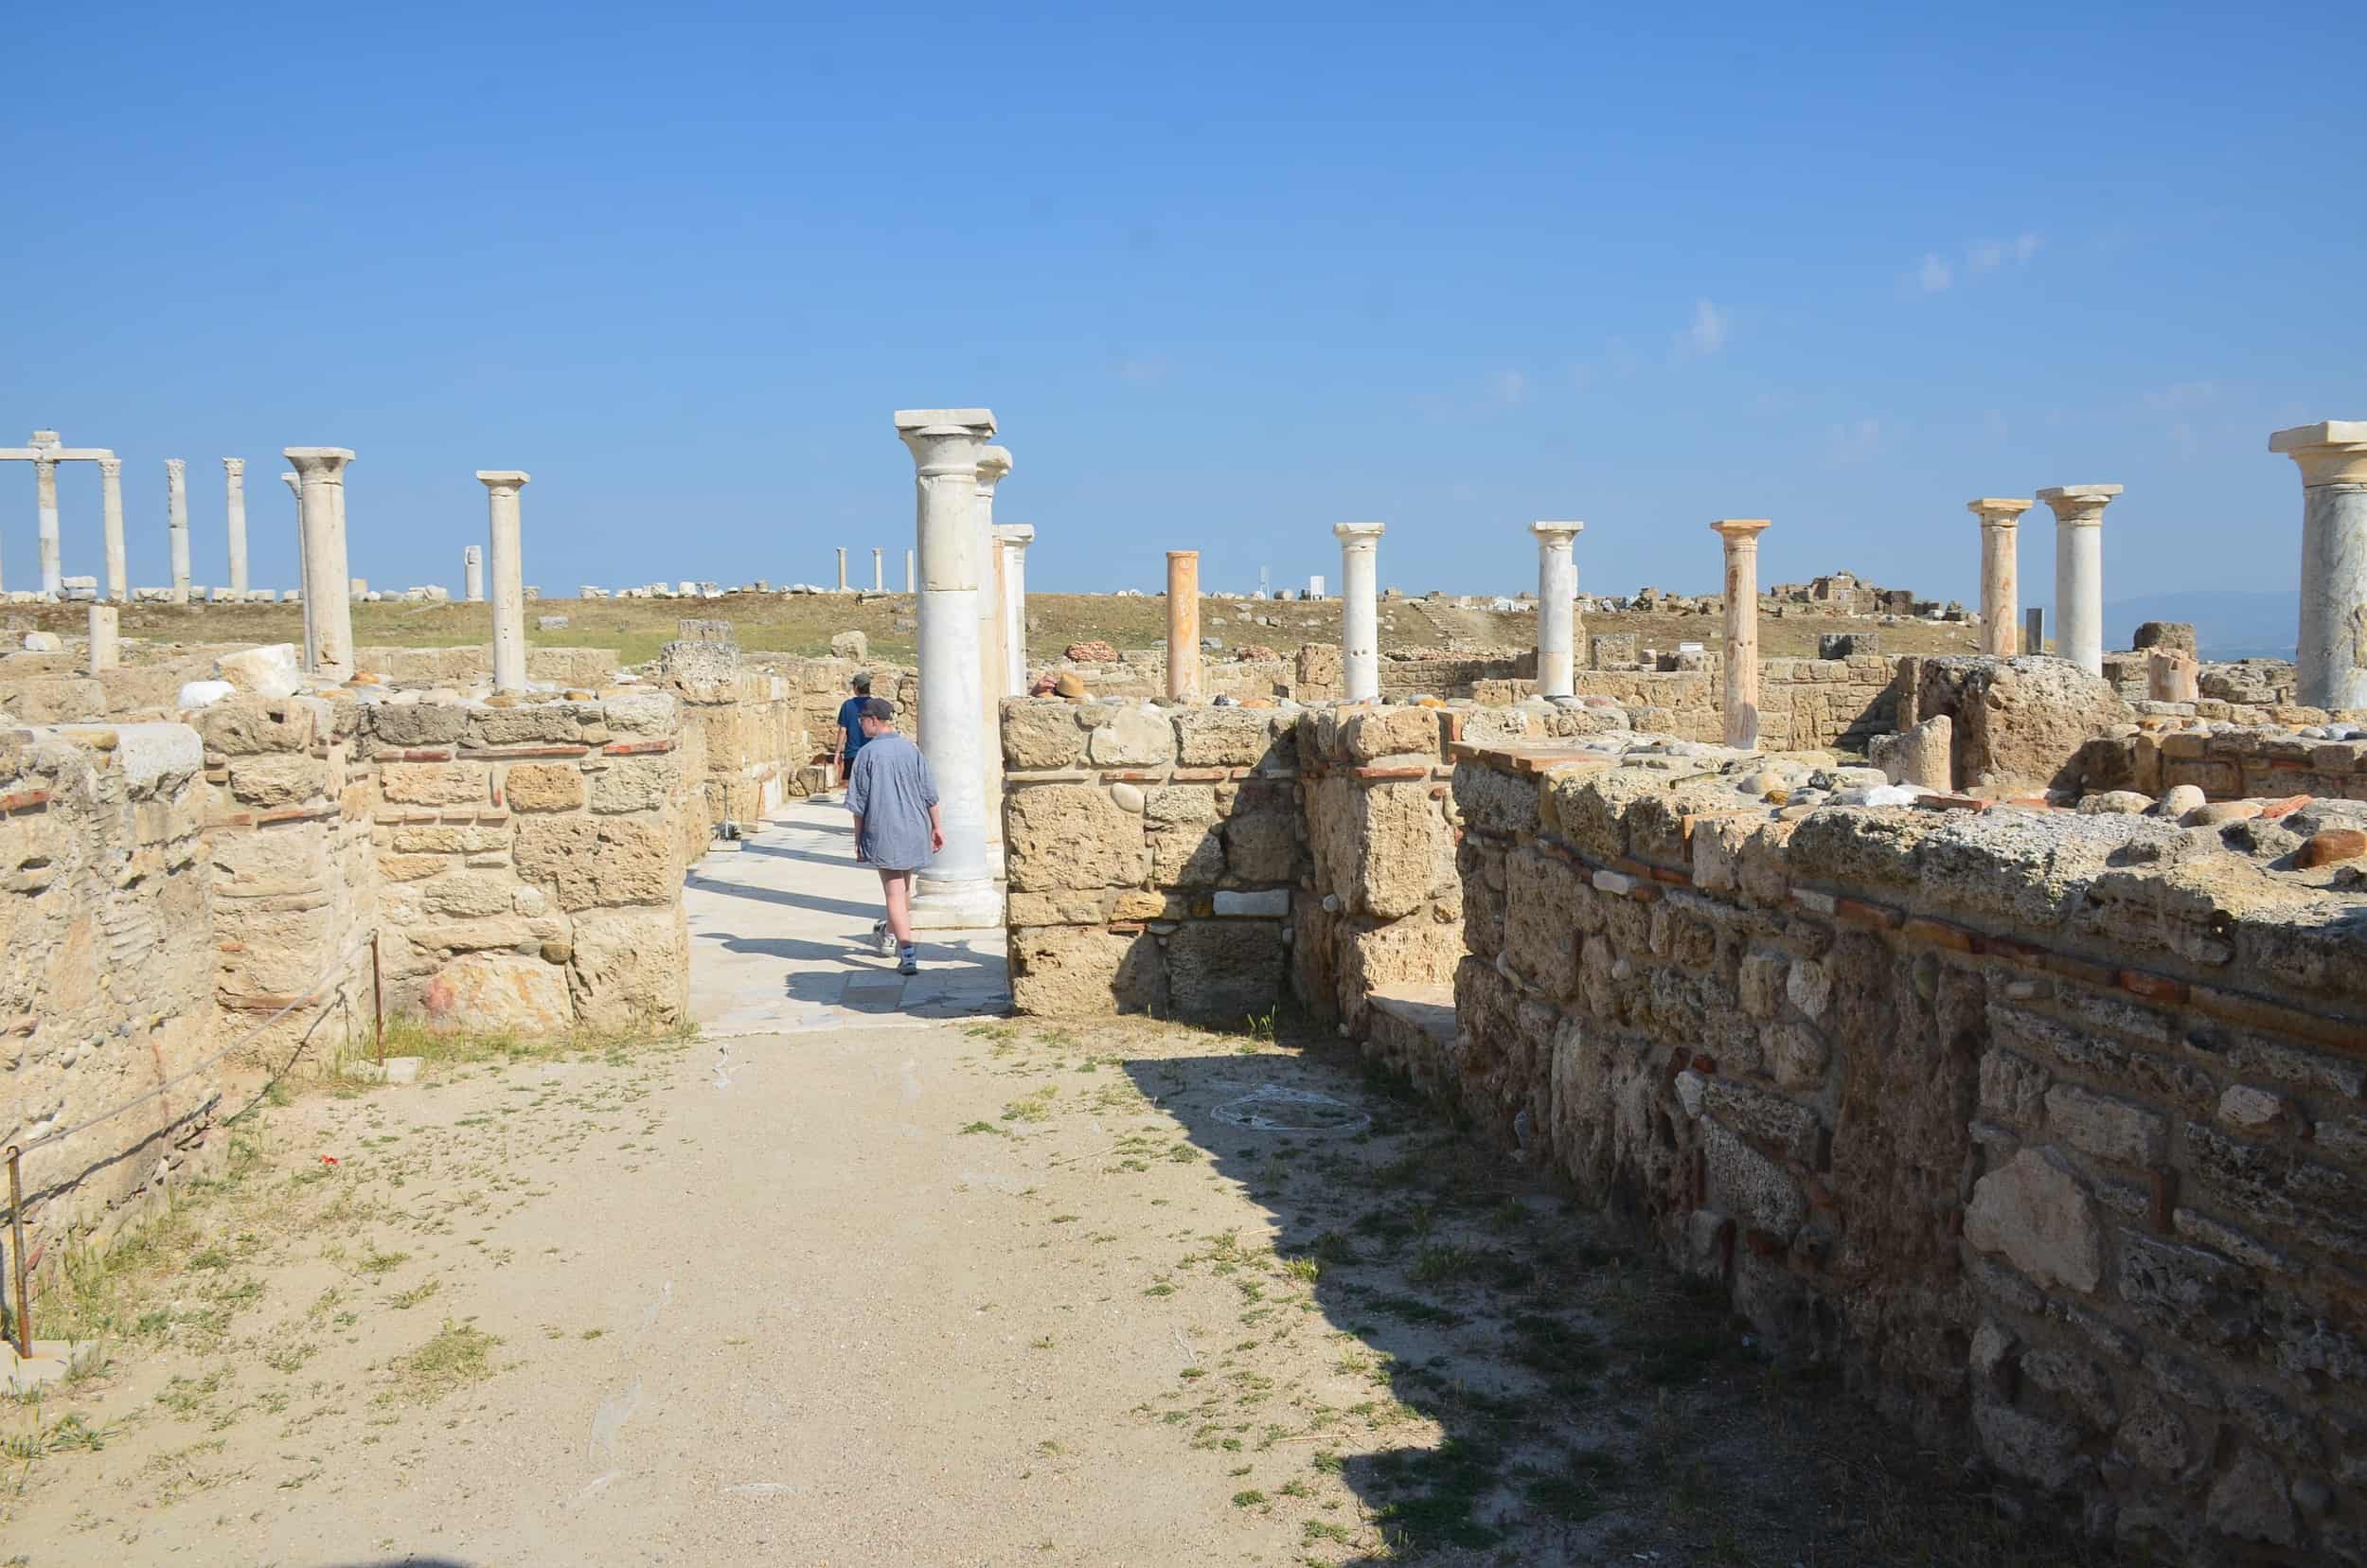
[686,796,1011,1035]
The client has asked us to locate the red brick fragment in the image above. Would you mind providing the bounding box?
[2119,969,2189,1005]
[2258,794,2314,820]
[1901,917,1975,952]
[1834,897,1902,930]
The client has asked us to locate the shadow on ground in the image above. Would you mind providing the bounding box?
[1121,1028,2099,1566]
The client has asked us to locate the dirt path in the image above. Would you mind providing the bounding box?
[2,806,2088,1566]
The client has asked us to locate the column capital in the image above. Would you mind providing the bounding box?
[994,523,1035,548]
[1530,520,1584,545]
[284,447,354,481]
[975,444,1012,487]
[1710,518,1771,542]
[2270,420,2367,487]
[2036,485,2122,526]
[222,457,245,477]
[280,471,301,494]
[1333,522,1385,548]
[164,457,186,477]
[895,410,996,475]
[1967,497,2033,526]
[1166,548,1199,561]
[96,456,120,477]
[475,470,531,490]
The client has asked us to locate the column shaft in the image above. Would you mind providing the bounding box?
[283,472,312,661]
[1532,523,1582,697]
[224,458,249,594]
[34,458,61,596]
[287,449,355,678]
[99,458,126,602]
[872,547,884,591]
[1967,499,2030,657]
[1335,524,1384,701]
[835,547,846,592]
[997,526,1033,697]
[464,545,484,602]
[1166,551,1201,701]
[2038,486,2120,678]
[905,548,916,594]
[166,459,191,603]
[479,472,531,692]
[1713,520,1771,750]
[2272,422,2367,710]
[86,604,119,671]
[973,448,1011,864]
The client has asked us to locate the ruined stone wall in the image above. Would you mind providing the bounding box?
[354,644,624,690]
[1442,739,2367,1559]
[745,652,919,798]
[2079,725,2367,806]
[654,641,807,831]
[0,723,216,1272]
[1000,698,1307,1025]
[1554,655,1900,751]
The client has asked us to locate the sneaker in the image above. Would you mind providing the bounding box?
[898,946,918,977]
[871,919,897,956]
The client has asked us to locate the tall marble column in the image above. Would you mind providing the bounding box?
[1967,498,2031,657]
[2271,421,2367,710]
[872,547,884,591]
[165,459,191,604]
[464,544,484,602]
[1334,523,1384,701]
[835,547,847,592]
[973,446,1012,864]
[283,471,311,658]
[2037,485,2121,677]
[896,408,1002,929]
[1531,521,1583,696]
[1166,550,1201,701]
[905,548,916,594]
[86,604,119,671]
[33,455,60,596]
[285,449,355,678]
[478,472,531,692]
[98,457,126,602]
[1712,519,1771,750]
[223,458,249,594]
[996,524,1034,697]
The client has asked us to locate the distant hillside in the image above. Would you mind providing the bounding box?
[2099,591,2298,662]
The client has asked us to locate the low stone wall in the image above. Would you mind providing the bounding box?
[1561,654,1900,751]
[354,644,624,690]
[2080,725,2367,805]
[657,641,803,831]
[747,652,919,796]
[1442,739,2367,1559]
[1,723,216,1271]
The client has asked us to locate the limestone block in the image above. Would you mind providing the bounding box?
[1008,924,1167,1016]
[421,872,518,919]
[382,762,486,807]
[1341,704,1441,763]
[1338,916,1466,1026]
[1502,845,1582,998]
[1172,706,1285,768]
[194,698,322,757]
[589,757,677,814]
[1220,795,1301,882]
[369,701,469,748]
[1913,656,2130,794]
[1308,778,1441,920]
[1701,1119,1806,1241]
[226,754,325,808]
[468,704,586,748]
[419,951,574,1038]
[1001,700,1086,770]
[2042,1082,2167,1165]
[1163,920,1284,1025]
[505,763,586,812]
[216,643,302,700]
[1004,785,1146,892]
[391,824,510,854]
[602,692,681,737]
[514,815,677,910]
[1870,714,1951,790]
[568,903,688,1028]
[1144,785,1218,827]
[830,631,867,660]
[1972,1400,2085,1490]
[379,853,446,882]
[1084,705,1175,768]
[1149,827,1226,886]
[1006,889,1111,926]
[1963,1147,2103,1293]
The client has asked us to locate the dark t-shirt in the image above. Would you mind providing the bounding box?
[836,697,869,758]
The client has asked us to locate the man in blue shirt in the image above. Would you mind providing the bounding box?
[830,672,873,796]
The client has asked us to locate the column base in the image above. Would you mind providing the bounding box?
[910,877,1005,931]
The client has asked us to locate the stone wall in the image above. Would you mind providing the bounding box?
[354,644,624,690]
[2076,725,2367,806]
[1441,738,2367,1559]
[656,641,805,832]
[1558,654,1901,751]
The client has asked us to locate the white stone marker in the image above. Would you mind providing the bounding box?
[2271,421,2367,710]
[2037,485,2121,677]
[223,458,249,594]
[1712,519,1772,750]
[283,472,312,663]
[1167,550,1202,701]
[463,544,484,602]
[1531,521,1584,696]
[34,452,60,596]
[98,456,126,602]
[973,446,1012,864]
[996,523,1034,696]
[165,459,191,604]
[872,546,884,592]
[1967,498,2032,657]
[1334,523,1384,701]
[285,449,355,679]
[87,603,118,671]
[896,408,1003,929]
[477,471,531,693]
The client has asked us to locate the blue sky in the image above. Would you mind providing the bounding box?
[4,2,2358,606]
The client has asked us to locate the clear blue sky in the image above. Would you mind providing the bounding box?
[5,2,2358,606]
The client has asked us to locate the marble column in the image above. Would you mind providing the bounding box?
[464,544,484,602]
[98,457,126,602]
[973,446,1012,864]
[2037,485,2121,677]
[996,524,1034,696]
[1967,498,2032,657]
[835,547,847,592]
[905,548,916,594]
[283,472,312,658]
[478,472,531,692]
[34,455,60,597]
[1166,550,1201,701]
[1712,519,1771,750]
[1334,523,1384,701]
[2271,421,2367,710]
[86,604,118,671]
[896,407,1002,929]
[285,449,355,679]
[165,459,191,604]
[223,458,249,595]
[872,547,884,592]
[1531,521,1583,697]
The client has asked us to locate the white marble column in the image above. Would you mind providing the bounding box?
[1531,521,1583,696]
[1167,550,1202,701]
[897,408,1002,929]
[996,524,1034,696]
[464,544,484,602]
[1712,519,1771,750]
[282,471,312,653]
[973,446,1012,864]
[905,548,916,594]
[478,472,531,692]
[34,455,61,597]
[2271,421,2367,710]
[165,459,191,604]
[1334,523,1384,701]
[2037,485,2121,677]
[98,457,126,602]
[223,458,249,594]
[872,547,884,592]
[1967,498,2031,657]
[835,547,847,592]
[87,604,119,671]
[286,449,355,678]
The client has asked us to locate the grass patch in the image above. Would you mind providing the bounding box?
[382,1319,501,1405]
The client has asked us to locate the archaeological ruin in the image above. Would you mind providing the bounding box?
[3,409,2365,1560]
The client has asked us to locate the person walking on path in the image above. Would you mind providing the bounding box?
[843,697,942,975]
[830,672,874,796]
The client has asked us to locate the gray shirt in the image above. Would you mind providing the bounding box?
[844,732,939,870]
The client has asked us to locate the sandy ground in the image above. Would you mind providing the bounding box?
[1,803,2089,1568]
